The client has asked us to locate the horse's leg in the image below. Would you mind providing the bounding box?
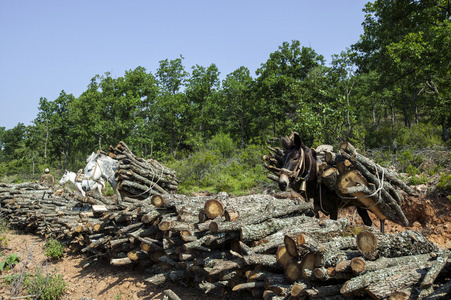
[329,206,339,220]
[76,182,85,197]
[317,185,339,220]
[380,220,385,233]
[356,207,373,227]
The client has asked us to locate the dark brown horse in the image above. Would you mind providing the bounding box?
[278,133,379,231]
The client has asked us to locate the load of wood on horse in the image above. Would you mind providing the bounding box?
[263,132,412,233]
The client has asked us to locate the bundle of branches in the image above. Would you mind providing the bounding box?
[325,141,412,226]
[263,137,413,227]
[108,141,179,199]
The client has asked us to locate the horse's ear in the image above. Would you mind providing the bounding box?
[281,137,291,149]
[293,133,303,149]
[311,148,317,157]
[86,152,95,163]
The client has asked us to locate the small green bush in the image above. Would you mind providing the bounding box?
[0,253,20,272]
[102,184,115,196]
[398,150,423,173]
[405,164,421,176]
[207,132,236,158]
[24,269,67,300]
[437,173,451,192]
[407,174,429,186]
[1,273,19,285]
[44,239,64,260]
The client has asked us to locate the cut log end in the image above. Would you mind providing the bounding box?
[151,194,164,207]
[350,257,366,274]
[299,253,316,280]
[276,245,292,268]
[356,231,378,258]
[224,209,239,221]
[158,220,174,232]
[290,283,306,297]
[284,259,302,282]
[204,199,224,219]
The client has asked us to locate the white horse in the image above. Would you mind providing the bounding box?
[82,152,118,192]
[60,170,104,196]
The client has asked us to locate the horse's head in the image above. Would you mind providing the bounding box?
[82,153,102,191]
[278,133,304,191]
[59,170,70,186]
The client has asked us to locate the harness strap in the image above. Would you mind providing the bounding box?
[82,162,104,187]
[280,148,305,179]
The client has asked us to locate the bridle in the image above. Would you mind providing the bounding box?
[60,172,70,186]
[280,147,314,186]
[83,161,104,189]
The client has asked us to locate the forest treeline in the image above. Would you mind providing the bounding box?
[0,0,450,180]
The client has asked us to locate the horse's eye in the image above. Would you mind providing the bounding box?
[292,157,298,161]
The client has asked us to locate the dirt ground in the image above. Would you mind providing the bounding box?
[0,230,224,300]
[0,188,450,300]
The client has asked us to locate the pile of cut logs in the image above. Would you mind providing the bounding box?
[1,183,450,299]
[107,141,179,199]
[263,137,413,227]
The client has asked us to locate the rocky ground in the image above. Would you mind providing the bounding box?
[0,186,450,300]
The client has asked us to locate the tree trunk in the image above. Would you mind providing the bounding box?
[443,121,449,142]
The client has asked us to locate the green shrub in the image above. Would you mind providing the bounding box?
[437,173,451,192]
[395,150,423,173]
[24,269,67,300]
[103,184,115,196]
[44,239,64,260]
[405,164,421,176]
[407,174,429,185]
[2,273,19,285]
[174,150,221,187]
[0,253,20,272]
[0,162,7,178]
[207,132,236,158]
[171,143,268,196]
[363,122,443,149]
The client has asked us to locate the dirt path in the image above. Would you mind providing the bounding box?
[0,233,223,300]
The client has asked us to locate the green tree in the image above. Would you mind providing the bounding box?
[255,40,325,138]
[352,0,451,141]
[156,56,189,155]
[221,66,254,148]
[35,97,53,164]
[50,91,75,169]
[185,63,221,141]
[69,76,104,156]
[0,123,28,175]
[123,67,159,157]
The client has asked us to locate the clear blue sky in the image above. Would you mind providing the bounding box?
[0,0,368,130]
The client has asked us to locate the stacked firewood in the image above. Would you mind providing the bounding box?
[0,183,120,239]
[1,184,450,299]
[106,141,179,199]
[263,137,413,227]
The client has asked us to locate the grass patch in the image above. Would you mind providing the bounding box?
[24,268,67,300]
[44,239,64,260]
